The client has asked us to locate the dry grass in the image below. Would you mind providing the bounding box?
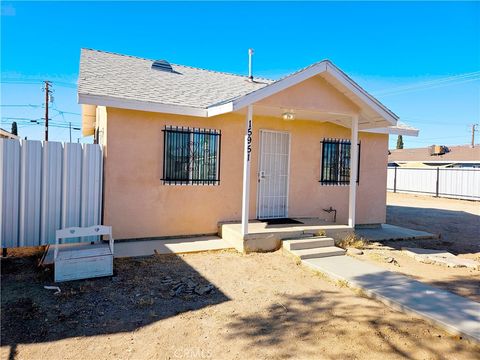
[336,232,370,249]
[316,229,327,237]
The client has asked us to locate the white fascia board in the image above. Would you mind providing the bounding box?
[206,102,234,117]
[206,62,329,116]
[232,62,328,111]
[78,94,208,117]
[325,62,399,126]
[364,126,419,136]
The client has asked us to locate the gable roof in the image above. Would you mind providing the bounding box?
[389,145,480,163]
[78,48,398,127]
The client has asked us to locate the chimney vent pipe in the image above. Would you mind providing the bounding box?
[248,48,254,82]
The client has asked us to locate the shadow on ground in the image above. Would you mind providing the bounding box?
[1,253,230,359]
[225,290,476,359]
[386,205,480,255]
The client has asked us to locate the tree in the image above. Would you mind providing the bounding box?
[11,121,18,136]
[396,135,404,149]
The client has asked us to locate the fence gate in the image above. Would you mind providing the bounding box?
[0,139,103,248]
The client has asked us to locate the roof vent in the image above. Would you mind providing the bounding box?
[152,59,174,73]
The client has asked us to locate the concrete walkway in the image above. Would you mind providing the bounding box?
[355,224,436,242]
[42,236,233,264]
[303,256,480,342]
[114,236,232,258]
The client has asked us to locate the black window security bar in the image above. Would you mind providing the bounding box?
[162,126,221,185]
[320,138,361,185]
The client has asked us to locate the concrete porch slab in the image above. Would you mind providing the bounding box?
[303,255,480,342]
[219,218,353,253]
[355,224,437,242]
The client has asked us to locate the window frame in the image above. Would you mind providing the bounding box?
[162,126,222,185]
[320,138,361,185]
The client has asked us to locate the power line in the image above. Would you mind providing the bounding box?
[2,104,81,116]
[373,71,480,94]
[1,79,77,88]
[1,116,42,121]
[51,105,81,116]
[0,104,43,108]
[373,71,480,97]
[1,118,80,127]
[406,136,467,143]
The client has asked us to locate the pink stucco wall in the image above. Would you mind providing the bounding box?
[102,108,388,240]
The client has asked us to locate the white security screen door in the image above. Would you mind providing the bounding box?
[257,130,290,219]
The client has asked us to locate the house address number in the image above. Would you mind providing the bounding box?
[247,119,252,161]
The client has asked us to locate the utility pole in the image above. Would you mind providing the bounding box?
[69,122,72,143]
[471,124,478,148]
[43,81,52,141]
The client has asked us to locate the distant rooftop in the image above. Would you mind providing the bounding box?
[389,145,480,163]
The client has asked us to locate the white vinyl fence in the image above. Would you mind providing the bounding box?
[387,166,480,201]
[0,139,103,248]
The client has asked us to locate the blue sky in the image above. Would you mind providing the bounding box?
[1,1,479,148]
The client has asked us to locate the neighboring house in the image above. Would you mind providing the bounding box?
[389,145,480,168]
[78,48,416,242]
[0,128,19,140]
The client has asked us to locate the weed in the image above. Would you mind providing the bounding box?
[336,233,369,249]
[317,230,326,237]
[336,279,350,288]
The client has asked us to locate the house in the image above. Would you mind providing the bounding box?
[78,48,417,251]
[0,128,19,140]
[389,145,480,168]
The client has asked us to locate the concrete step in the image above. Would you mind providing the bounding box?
[283,237,334,251]
[290,246,346,260]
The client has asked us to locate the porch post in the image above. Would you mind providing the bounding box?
[241,105,253,236]
[348,114,359,228]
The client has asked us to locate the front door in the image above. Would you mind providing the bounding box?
[257,130,290,219]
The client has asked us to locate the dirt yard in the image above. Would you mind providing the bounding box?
[386,192,479,255]
[349,192,479,302]
[1,249,479,360]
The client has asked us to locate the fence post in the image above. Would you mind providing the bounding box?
[435,167,440,197]
[393,166,397,193]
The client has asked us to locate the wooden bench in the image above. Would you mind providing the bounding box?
[54,225,114,282]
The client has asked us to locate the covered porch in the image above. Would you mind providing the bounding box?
[211,61,418,251]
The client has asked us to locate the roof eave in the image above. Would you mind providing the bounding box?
[364,126,419,136]
[78,93,208,117]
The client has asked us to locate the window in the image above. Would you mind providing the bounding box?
[320,139,361,185]
[162,126,221,185]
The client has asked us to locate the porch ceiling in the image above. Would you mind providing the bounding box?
[249,104,356,128]
[235,100,391,130]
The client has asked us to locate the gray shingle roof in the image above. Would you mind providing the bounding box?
[78,48,273,109]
